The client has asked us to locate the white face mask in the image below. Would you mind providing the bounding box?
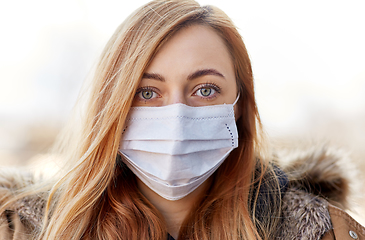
[119,97,239,201]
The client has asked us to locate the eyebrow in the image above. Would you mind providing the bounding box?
[187,68,225,81]
[142,72,165,81]
[142,68,225,82]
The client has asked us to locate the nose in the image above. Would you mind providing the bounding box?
[165,90,188,106]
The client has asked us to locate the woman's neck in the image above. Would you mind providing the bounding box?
[137,179,210,239]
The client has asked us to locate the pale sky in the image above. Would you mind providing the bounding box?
[1,0,364,139]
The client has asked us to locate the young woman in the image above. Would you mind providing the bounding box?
[1,0,364,239]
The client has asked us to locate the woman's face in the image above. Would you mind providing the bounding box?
[133,24,238,108]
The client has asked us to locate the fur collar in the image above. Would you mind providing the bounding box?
[276,144,355,209]
[275,144,356,239]
[279,188,332,239]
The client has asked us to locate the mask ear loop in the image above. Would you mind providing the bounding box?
[233,93,240,106]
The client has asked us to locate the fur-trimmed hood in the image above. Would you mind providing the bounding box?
[0,145,361,239]
[274,145,358,239]
[276,144,357,209]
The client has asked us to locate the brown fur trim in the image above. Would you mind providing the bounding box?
[275,144,357,209]
[278,188,332,240]
[0,168,45,231]
[14,195,45,231]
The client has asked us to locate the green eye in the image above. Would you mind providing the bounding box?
[142,90,153,99]
[199,88,212,96]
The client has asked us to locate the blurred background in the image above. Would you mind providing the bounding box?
[0,0,364,223]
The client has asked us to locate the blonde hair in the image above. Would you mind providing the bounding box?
[7,1,282,239]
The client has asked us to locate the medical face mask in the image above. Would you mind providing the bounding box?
[119,97,239,201]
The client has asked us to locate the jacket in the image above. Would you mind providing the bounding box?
[0,145,364,239]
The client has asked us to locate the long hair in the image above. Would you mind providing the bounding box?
[35,0,282,239]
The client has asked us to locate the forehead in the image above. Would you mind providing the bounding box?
[145,24,234,76]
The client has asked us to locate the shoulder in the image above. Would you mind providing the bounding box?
[322,204,365,240]
[275,144,365,239]
[0,168,45,239]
